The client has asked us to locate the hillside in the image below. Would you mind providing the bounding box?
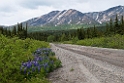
[24,5,124,27]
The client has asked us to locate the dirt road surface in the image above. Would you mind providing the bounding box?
[48,44,124,83]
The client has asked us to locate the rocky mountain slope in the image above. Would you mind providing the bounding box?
[86,5,124,24]
[25,5,124,27]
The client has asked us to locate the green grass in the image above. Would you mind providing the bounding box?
[64,34,124,49]
[0,35,61,83]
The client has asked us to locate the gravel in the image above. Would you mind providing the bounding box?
[48,44,124,83]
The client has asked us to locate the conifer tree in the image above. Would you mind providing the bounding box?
[24,23,28,39]
[105,23,110,35]
[0,26,3,34]
[12,26,16,36]
[61,33,66,41]
[114,14,119,33]
[120,15,124,34]
[109,18,113,32]
[86,28,92,38]
[92,25,98,37]
[3,28,7,35]
[7,29,12,37]
[77,29,82,40]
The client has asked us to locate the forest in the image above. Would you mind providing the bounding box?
[0,15,124,42]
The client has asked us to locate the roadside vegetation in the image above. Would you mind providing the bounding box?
[63,34,124,49]
[0,35,61,83]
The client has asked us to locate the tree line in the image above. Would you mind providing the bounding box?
[28,15,124,42]
[105,15,124,35]
[0,14,124,42]
[0,23,27,39]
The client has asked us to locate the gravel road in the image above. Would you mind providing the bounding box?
[48,44,124,83]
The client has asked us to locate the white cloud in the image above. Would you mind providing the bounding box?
[0,0,124,26]
[1,6,55,26]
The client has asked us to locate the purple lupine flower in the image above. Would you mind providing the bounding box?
[34,53,41,57]
[37,66,41,72]
[35,48,41,54]
[33,61,39,66]
[44,56,48,60]
[32,67,36,72]
[27,62,32,69]
[20,66,23,71]
[38,56,43,61]
[34,56,42,62]
[50,60,54,64]
[24,68,27,74]
[34,56,38,61]
[22,62,27,67]
[44,52,49,56]
[28,72,30,75]
[37,57,41,61]
[43,63,48,68]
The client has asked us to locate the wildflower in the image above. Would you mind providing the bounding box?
[27,62,32,68]
[37,66,41,72]
[43,63,48,68]
[22,62,27,67]
[33,61,39,66]
[32,67,36,72]
[50,60,54,64]
[35,48,41,54]
[28,72,30,75]
[24,68,27,74]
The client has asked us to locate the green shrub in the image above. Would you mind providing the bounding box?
[67,34,124,49]
[0,35,61,83]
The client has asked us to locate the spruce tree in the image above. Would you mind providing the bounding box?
[120,15,124,34]
[114,14,119,33]
[109,18,113,32]
[105,23,110,35]
[12,26,16,36]
[0,26,3,34]
[61,33,66,41]
[24,23,28,39]
[86,28,92,38]
[92,25,98,37]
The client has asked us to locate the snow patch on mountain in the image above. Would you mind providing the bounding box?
[57,10,68,20]
[68,20,72,24]
[122,7,124,9]
[98,20,102,24]
[95,14,99,20]
[89,21,91,24]
[76,21,81,24]
[49,12,60,22]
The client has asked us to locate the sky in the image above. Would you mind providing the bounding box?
[0,0,124,26]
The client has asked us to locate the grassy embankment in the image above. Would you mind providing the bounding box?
[0,35,61,83]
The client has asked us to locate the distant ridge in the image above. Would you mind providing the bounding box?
[23,5,124,27]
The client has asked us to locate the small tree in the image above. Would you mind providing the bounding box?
[47,35,55,42]
[109,18,113,32]
[12,26,16,36]
[114,14,119,33]
[92,25,98,37]
[60,33,66,42]
[120,16,124,35]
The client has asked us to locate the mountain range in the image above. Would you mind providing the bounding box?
[24,5,124,27]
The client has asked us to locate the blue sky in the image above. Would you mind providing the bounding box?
[0,0,124,26]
